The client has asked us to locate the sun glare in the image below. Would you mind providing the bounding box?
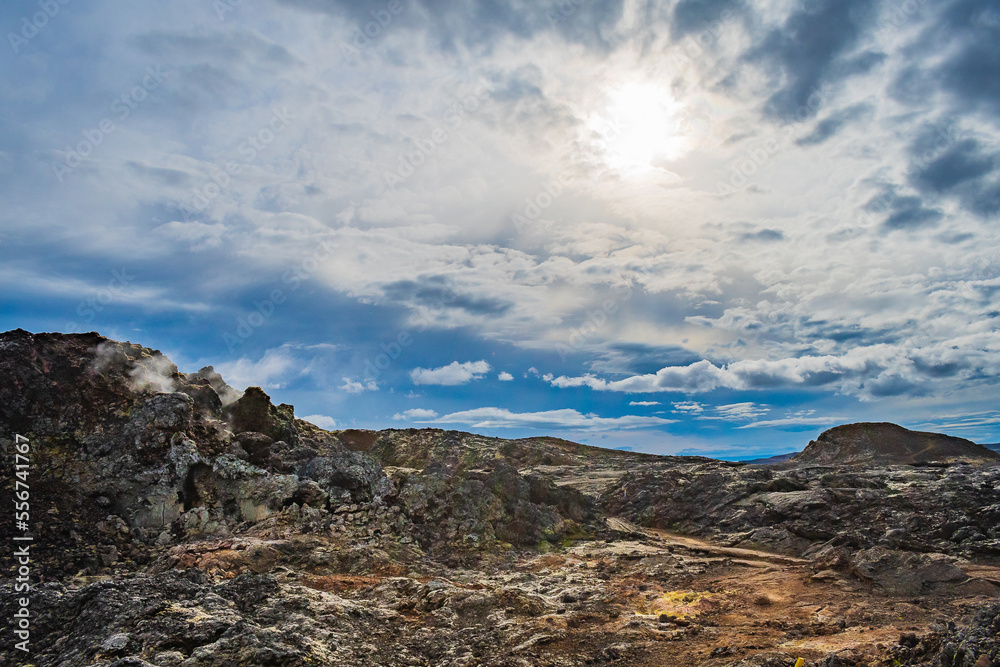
[590,82,691,172]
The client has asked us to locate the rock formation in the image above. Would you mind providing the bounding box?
[794,422,1000,465]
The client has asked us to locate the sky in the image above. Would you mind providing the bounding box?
[2,0,999,458]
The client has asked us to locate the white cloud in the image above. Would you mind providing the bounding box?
[301,414,337,429]
[341,377,378,393]
[215,347,300,390]
[392,408,440,421]
[418,407,676,430]
[547,344,993,400]
[410,360,491,386]
[629,401,660,406]
[672,401,705,414]
[497,371,514,381]
[700,403,770,421]
[738,413,843,429]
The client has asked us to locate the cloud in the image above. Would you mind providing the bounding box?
[738,414,843,429]
[419,407,676,430]
[550,359,734,393]
[301,414,337,429]
[629,401,660,406]
[738,228,784,242]
[795,103,872,146]
[914,411,1000,435]
[701,402,769,421]
[497,371,514,381]
[548,344,998,400]
[152,220,228,251]
[214,347,300,390]
[746,0,881,119]
[672,401,705,414]
[392,408,440,421]
[341,377,378,393]
[410,360,491,385]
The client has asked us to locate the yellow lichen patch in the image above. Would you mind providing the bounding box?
[163,602,215,624]
[640,590,719,618]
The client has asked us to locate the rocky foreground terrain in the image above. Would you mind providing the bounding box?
[1,330,998,666]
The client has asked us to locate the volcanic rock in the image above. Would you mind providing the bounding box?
[795,422,1000,465]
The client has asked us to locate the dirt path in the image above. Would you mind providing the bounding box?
[606,517,810,566]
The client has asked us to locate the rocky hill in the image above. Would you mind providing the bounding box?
[338,427,674,471]
[794,422,1000,465]
[2,330,1000,667]
[0,330,598,575]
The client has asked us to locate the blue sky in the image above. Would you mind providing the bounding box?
[2,0,1000,457]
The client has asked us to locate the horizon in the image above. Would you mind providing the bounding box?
[3,1,999,458]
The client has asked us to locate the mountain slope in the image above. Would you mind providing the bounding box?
[337,426,691,471]
[793,422,1000,465]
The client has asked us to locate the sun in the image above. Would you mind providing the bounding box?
[589,82,691,172]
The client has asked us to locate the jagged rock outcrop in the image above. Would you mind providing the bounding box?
[795,422,1000,465]
[0,331,393,579]
[0,330,601,582]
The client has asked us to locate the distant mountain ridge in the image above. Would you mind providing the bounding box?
[794,422,1000,465]
[334,427,702,471]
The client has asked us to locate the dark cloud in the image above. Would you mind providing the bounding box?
[271,0,627,53]
[593,342,703,375]
[670,0,746,39]
[912,138,995,193]
[382,279,512,316]
[746,0,879,120]
[891,1,1000,118]
[912,358,968,378]
[908,134,1000,217]
[933,0,1000,113]
[883,202,944,231]
[797,318,900,345]
[738,228,784,242]
[795,103,873,146]
[865,373,924,397]
[863,186,944,231]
